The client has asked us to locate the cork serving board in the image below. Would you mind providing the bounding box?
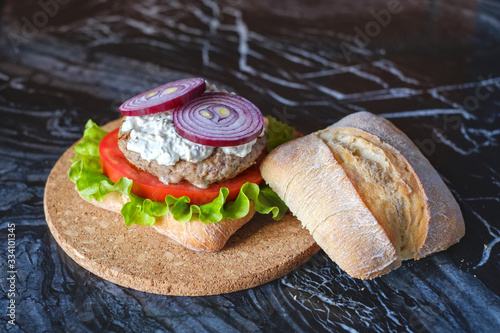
[44,120,320,296]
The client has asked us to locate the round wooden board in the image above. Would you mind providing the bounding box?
[44,119,320,296]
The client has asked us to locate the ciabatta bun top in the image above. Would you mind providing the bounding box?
[260,111,465,279]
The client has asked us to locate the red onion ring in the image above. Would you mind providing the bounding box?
[173,92,264,147]
[119,78,206,116]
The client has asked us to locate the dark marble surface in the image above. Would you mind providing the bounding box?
[0,0,499,332]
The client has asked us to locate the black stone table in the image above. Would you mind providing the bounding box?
[1,0,499,332]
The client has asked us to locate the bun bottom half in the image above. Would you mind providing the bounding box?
[88,191,256,252]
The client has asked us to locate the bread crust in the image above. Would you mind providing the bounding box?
[260,111,465,279]
[330,112,465,259]
[317,126,429,260]
[85,191,256,252]
[260,134,400,279]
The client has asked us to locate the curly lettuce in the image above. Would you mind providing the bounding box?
[69,117,292,226]
[266,115,295,152]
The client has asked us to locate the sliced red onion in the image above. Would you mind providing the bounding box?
[119,78,206,116]
[173,92,264,147]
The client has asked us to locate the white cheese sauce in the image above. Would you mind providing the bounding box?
[121,111,264,166]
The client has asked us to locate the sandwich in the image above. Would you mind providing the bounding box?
[260,111,465,279]
[69,78,465,280]
[69,78,294,252]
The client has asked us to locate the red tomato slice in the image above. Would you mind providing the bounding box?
[99,129,263,206]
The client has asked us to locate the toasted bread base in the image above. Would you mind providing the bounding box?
[88,190,257,252]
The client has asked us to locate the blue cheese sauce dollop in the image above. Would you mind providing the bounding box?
[120,111,264,166]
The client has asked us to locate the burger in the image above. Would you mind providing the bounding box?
[69,78,295,251]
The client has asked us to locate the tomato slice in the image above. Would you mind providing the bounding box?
[99,129,263,206]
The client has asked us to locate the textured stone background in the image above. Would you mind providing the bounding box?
[0,0,499,332]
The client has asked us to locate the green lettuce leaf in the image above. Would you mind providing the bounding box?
[69,117,293,226]
[265,115,295,152]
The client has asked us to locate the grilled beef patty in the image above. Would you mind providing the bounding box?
[118,128,266,189]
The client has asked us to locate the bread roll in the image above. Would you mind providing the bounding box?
[86,191,256,252]
[260,111,465,279]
